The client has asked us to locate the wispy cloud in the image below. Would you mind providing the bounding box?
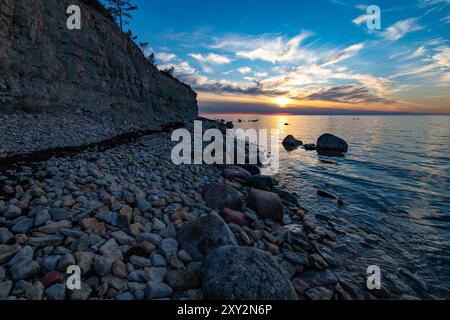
[156,52,176,62]
[238,67,252,74]
[381,18,423,41]
[211,31,315,64]
[189,53,232,64]
[300,85,396,104]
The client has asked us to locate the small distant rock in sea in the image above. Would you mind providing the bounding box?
[316,133,348,154]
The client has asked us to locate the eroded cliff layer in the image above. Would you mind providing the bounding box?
[0,0,198,155]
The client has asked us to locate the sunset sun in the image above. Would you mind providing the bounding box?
[272,96,294,108]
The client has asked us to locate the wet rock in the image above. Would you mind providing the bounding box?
[75,252,94,275]
[112,260,128,279]
[45,283,66,300]
[99,238,118,255]
[145,281,173,299]
[203,183,244,211]
[178,213,237,261]
[9,259,40,280]
[38,220,72,234]
[0,228,14,244]
[4,205,22,219]
[0,244,21,264]
[247,189,283,222]
[302,270,337,287]
[41,271,64,289]
[34,209,51,227]
[248,175,275,190]
[71,282,92,300]
[57,253,76,272]
[160,238,178,260]
[317,133,348,153]
[292,278,310,295]
[28,235,64,247]
[283,252,310,266]
[166,270,200,291]
[282,135,303,150]
[201,246,297,300]
[305,287,335,300]
[222,166,252,181]
[220,208,251,227]
[11,218,34,234]
[0,280,12,298]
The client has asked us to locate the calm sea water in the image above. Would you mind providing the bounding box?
[214,115,450,297]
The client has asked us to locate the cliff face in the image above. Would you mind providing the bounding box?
[0,0,198,155]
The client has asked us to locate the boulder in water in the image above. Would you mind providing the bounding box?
[282,135,303,150]
[317,133,348,153]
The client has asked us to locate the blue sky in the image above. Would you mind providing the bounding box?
[124,0,449,114]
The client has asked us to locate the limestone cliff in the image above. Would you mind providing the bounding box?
[0,0,198,155]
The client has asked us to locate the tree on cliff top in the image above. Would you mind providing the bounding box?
[104,0,137,31]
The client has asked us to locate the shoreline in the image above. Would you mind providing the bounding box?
[0,120,440,300]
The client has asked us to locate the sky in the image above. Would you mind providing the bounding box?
[124,0,450,115]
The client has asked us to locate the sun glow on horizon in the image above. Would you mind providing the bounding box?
[272,96,294,108]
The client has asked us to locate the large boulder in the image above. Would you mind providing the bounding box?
[317,134,348,153]
[178,213,237,261]
[203,183,244,210]
[247,189,284,222]
[201,246,297,300]
[222,166,252,182]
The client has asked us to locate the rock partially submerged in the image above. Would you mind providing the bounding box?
[317,134,348,154]
[282,135,303,150]
[201,246,297,300]
[178,213,237,261]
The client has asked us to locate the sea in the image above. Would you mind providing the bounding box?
[211,115,450,298]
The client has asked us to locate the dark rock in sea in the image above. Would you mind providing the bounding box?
[302,144,317,151]
[239,164,260,175]
[316,133,348,154]
[317,190,337,199]
[282,135,303,150]
[201,246,297,300]
[178,213,237,261]
[226,121,234,129]
[222,166,252,182]
[202,183,244,211]
[248,175,275,190]
[220,208,251,227]
[247,189,284,222]
[273,188,299,205]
